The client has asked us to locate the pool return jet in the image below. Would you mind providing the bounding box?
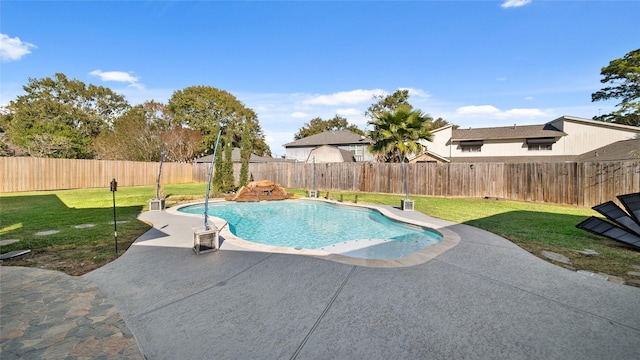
[193,130,226,254]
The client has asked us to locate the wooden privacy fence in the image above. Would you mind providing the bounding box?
[3,157,638,208]
[0,157,193,192]
[227,161,639,208]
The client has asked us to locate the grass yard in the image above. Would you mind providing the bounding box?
[0,183,212,275]
[308,190,640,282]
[1,184,639,283]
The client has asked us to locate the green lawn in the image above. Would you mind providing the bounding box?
[0,183,213,275]
[1,184,639,281]
[292,190,640,280]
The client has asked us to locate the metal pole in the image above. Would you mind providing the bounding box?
[110,178,118,254]
[398,149,409,200]
[155,148,165,200]
[204,130,223,230]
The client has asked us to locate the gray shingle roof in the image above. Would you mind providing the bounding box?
[576,138,640,162]
[452,124,566,141]
[283,130,373,147]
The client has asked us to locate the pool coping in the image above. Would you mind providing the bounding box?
[167,198,460,268]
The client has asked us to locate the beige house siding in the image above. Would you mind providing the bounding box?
[449,138,565,158]
[427,116,640,162]
[424,126,452,159]
[550,117,639,155]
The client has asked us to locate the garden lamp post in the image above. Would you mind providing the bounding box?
[110,178,118,253]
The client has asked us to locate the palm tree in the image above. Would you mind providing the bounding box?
[367,106,434,206]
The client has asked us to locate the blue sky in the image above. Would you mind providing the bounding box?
[1,0,638,156]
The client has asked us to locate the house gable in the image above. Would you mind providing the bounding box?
[429,115,640,163]
[284,130,374,162]
[306,145,356,163]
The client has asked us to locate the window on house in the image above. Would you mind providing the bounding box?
[460,140,483,152]
[349,145,362,156]
[526,138,555,151]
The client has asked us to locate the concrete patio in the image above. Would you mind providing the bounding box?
[79,204,640,359]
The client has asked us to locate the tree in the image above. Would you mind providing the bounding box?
[592,48,640,126]
[368,107,434,202]
[294,115,364,140]
[168,86,271,156]
[239,124,252,186]
[3,73,129,158]
[364,89,412,120]
[161,126,202,163]
[365,89,454,131]
[212,132,235,193]
[93,101,190,161]
[367,106,434,163]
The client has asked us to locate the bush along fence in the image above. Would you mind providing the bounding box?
[3,157,639,208]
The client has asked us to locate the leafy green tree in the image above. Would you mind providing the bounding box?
[239,124,251,186]
[592,48,640,126]
[365,89,454,131]
[367,106,434,163]
[4,73,129,158]
[213,133,224,192]
[368,107,435,201]
[222,133,235,191]
[364,89,412,120]
[212,131,235,192]
[168,86,271,156]
[294,115,364,140]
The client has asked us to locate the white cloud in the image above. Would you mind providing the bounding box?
[264,130,296,156]
[524,96,534,101]
[303,89,385,106]
[457,105,500,115]
[230,88,432,152]
[336,108,361,116]
[496,108,552,119]
[400,88,430,99]
[291,111,310,118]
[0,34,36,62]
[89,70,144,89]
[501,0,532,8]
[456,105,552,119]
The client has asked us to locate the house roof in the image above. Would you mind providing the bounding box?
[550,115,640,132]
[452,124,566,142]
[283,130,373,147]
[575,138,640,162]
[195,148,281,163]
[447,139,640,163]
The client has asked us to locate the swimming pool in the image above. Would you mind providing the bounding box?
[178,200,443,259]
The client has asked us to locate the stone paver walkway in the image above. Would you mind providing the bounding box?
[0,266,143,359]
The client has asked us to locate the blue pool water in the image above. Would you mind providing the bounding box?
[179,201,442,259]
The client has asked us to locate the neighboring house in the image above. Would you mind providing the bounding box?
[575,138,640,162]
[306,145,356,163]
[424,116,640,163]
[195,148,281,163]
[283,130,375,162]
